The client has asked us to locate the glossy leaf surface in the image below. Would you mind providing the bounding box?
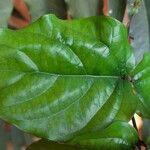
[26,122,138,150]
[132,53,150,118]
[0,14,149,148]
[69,121,138,150]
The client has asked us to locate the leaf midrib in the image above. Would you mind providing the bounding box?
[0,70,120,79]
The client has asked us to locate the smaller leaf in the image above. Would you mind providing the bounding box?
[132,53,150,118]
[128,0,142,15]
[68,121,138,150]
[26,121,138,150]
[26,140,85,150]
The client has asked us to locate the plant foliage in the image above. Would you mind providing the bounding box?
[0,14,149,149]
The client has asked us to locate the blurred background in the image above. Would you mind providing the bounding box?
[0,0,150,149]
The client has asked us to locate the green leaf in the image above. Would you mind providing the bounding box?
[69,121,138,150]
[26,121,138,150]
[0,0,13,27]
[26,140,84,150]
[0,15,137,142]
[132,53,150,118]
[0,15,135,75]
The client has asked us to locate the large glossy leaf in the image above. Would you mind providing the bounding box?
[0,15,135,75]
[26,122,138,150]
[0,15,137,141]
[0,14,150,149]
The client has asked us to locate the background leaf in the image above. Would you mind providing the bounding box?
[142,119,150,147]
[108,0,127,21]
[0,0,13,27]
[144,0,150,46]
[24,0,67,21]
[0,120,11,150]
[129,0,150,62]
[65,0,103,18]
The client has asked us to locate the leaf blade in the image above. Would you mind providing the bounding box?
[0,71,118,140]
[0,15,137,142]
[26,121,138,150]
[69,121,138,150]
[0,15,134,76]
[132,53,150,118]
